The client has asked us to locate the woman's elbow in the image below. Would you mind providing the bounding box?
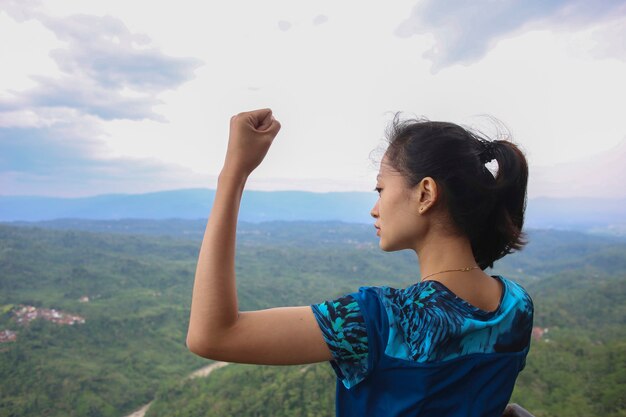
[186,333,216,359]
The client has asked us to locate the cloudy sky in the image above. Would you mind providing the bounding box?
[1,0,625,198]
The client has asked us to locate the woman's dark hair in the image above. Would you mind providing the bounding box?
[383,115,529,270]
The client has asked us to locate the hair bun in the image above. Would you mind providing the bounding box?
[479,140,497,164]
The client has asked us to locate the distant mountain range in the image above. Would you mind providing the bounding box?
[1,189,625,236]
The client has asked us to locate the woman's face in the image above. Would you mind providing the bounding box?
[370,155,424,252]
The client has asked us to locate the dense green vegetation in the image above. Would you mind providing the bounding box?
[147,364,337,417]
[0,226,207,416]
[0,220,625,416]
[511,267,626,417]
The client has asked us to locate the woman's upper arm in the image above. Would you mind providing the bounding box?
[187,305,334,365]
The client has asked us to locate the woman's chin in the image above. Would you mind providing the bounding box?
[378,238,394,252]
[379,238,408,253]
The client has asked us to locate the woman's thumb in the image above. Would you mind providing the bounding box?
[256,110,274,132]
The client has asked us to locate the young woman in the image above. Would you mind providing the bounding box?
[186,108,534,416]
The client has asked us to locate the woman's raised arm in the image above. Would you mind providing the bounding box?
[185,109,333,365]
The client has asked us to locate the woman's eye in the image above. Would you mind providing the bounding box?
[373,187,382,194]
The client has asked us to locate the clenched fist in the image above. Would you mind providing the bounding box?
[222,108,281,177]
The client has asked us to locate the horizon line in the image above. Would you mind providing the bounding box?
[1,187,626,201]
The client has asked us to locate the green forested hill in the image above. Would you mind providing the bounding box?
[0,226,208,416]
[0,221,625,417]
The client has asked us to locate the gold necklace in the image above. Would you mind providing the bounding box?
[420,266,480,281]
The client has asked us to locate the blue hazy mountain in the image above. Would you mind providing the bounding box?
[1,188,625,235]
[0,189,377,223]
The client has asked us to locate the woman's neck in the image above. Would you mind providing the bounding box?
[414,233,479,280]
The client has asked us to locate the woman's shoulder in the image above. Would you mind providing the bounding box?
[497,275,534,314]
[357,274,533,323]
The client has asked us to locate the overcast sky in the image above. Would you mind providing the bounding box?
[1,0,625,198]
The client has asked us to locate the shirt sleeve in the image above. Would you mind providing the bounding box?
[311,293,369,389]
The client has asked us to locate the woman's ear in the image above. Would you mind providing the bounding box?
[414,177,438,213]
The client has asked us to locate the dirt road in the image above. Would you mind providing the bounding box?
[122,361,229,417]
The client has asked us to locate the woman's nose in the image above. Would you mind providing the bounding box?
[370,199,379,218]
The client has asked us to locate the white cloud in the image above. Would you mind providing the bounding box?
[45,13,201,91]
[0,2,201,121]
[0,0,625,199]
[0,75,164,121]
[396,0,626,71]
[312,14,329,26]
[590,15,626,61]
[0,0,207,196]
[0,122,210,197]
[277,20,292,31]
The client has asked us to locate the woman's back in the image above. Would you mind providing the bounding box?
[434,271,504,313]
[312,275,534,416]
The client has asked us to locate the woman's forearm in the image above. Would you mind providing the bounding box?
[186,170,248,351]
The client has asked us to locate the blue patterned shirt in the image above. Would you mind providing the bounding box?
[311,275,534,416]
